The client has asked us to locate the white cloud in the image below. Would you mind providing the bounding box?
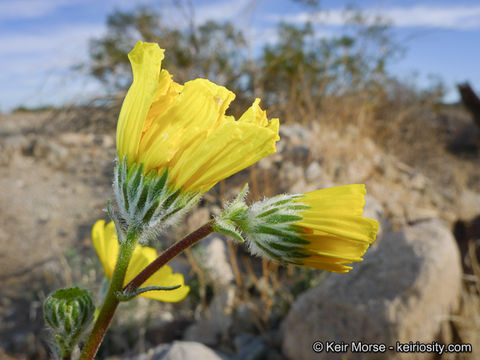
[383,6,480,29]
[0,22,107,110]
[159,0,255,28]
[0,23,105,56]
[194,0,254,24]
[0,0,78,21]
[269,5,480,30]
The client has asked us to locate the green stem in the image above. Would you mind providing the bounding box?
[123,220,215,296]
[79,220,215,359]
[79,227,139,360]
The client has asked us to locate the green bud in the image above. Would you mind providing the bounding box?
[214,184,249,242]
[216,188,311,265]
[43,287,95,357]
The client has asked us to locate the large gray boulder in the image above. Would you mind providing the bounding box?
[126,341,226,360]
[281,219,462,360]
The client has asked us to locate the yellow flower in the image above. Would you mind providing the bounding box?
[291,184,379,272]
[222,184,379,273]
[92,220,189,302]
[116,41,279,194]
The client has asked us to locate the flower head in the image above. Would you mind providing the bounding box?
[116,41,279,195]
[217,184,379,273]
[92,220,189,302]
[43,287,95,357]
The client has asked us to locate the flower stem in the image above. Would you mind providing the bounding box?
[79,221,214,359]
[123,220,215,294]
[79,227,139,360]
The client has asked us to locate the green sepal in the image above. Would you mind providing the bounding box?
[214,219,246,242]
[117,285,182,302]
[43,287,95,357]
[113,157,200,240]
[265,214,303,224]
[214,183,249,242]
[107,200,126,243]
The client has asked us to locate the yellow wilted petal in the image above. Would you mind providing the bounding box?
[290,185,379,271]
[238,98,269,126]
[92,219,118,279]
[91,221,189,302]
[300,184,366,216]
[137,79,236,173]
[301,259,352,273]
[117,41,164,165]
[296,214,378,243]
[116,42,279,197]
[302,232,371,259]
[123,245,157,285]
[141,267,190,302]
[169,112,279,193]
[140,70,183,138]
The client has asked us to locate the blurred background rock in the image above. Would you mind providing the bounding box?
[1,1,479,359]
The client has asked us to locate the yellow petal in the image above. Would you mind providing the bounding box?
[302,232,371,260]
[123,246,189,302]
[238,98,268,125]
[91,220,119,279]
[140,70,183,141]
[141,266,190,302]
[91,220,189,302]
[116,41,164,165]
[137,79,235,173]
[300,184,366,216]
[301,258,353,273]
[296,215,378,244]
[123,245,157,285]
[169,112,279,193]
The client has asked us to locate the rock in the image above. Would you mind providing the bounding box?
[125,341,226,360]
[363,194,389,241]
[290,179,312,194]
[279,124,310,145]
[202,236,234,285]
[346,159,375,183]
[281,219,462,360]
[404,206,439,225]
[184,287,236,346]
[58,132,94,147]
[183,320,221,347]
[279,162,304,190]
[409,173,427,192]
[290,145,310,164]
[231,302,258,334]
[22,137,69,167]
[305,161,323,183]
[458,189,480,220]
[233,334,268,360]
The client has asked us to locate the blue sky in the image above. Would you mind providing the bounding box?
[1,0,480,112]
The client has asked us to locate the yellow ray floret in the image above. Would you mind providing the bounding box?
[294,184,379,272]
[91,220,189,302]
[116,41,279,194]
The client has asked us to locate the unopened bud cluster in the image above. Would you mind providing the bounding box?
[44,287,95,357]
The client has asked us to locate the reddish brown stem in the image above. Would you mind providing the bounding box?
[123,220,215,293]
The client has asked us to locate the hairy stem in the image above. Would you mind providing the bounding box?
[123,220,215,294]
[79,227,139,360]
[79,221,215,359]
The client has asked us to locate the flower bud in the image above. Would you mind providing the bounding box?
[43,287,95,356]
[217,184,379,273]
